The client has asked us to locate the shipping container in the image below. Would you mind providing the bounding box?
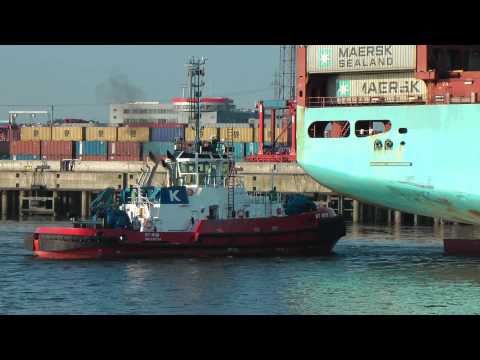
[185,127,219,142]
[78,155,108,161]
[12,154,39,160]
[0,127,20,142]
[254,128,288,144]
[151,127,185,142]
[246,142,259,156]
[219,127,254,143]
[0,142,9,158]
[117,127,149,142]
[51,127,84,141]
[233,143,246,161]
[326,71,428,99]
[40,141,73,157]
[108,142,141,157]
[10,141,41,155]
[76,141,108,156]
[307,45,416,74]
[142,141,175,160]
[20,126,52,141]
[85,127,117,142]
[11,127,20,141]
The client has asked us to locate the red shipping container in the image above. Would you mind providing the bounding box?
[0,126,21,141]
[40,141,73,156]
[108,155,141,161]
[108,142,141,156]
[12,128,21,141]
[10,141,41,155]
[79,155,108,161]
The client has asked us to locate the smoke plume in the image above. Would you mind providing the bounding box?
[95,72,145,104]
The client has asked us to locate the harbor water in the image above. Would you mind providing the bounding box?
[3,220,480,315]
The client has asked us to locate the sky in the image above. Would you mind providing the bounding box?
[0,45,279,123]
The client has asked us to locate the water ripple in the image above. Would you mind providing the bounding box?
[3,220,480,314]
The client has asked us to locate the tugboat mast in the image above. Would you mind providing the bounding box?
[186,57,207,153]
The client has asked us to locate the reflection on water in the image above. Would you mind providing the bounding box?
[4,220,480,314]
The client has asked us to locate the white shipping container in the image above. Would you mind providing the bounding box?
[326,72,427,98]
[201,111,218,125]
[307,45,416,74]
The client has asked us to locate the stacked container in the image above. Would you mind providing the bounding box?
[150,124,185,142]
[219,127,254,143]
[20,126,51,141]
[246,142,259,156]
[254,127,288,144]
[10,141,41,160]
[108,142,141,161]
[0,125,20,142]
[233,143,246,162]
[307,45,417,74]
[52,127,84,141]
[0,142,9,159]
[76,141,108,161]
[142,142,175,161]
[117,127,149,142]
[86,127,117,142]
[306,45,426,102]
[40,141,73,160]
[185,127,219,142]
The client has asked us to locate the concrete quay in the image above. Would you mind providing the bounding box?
[0,160,445,225]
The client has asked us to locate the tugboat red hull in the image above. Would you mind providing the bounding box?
[443,239,480,256]
[25,211,345,260]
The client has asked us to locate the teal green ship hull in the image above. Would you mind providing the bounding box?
[297,104,480,224]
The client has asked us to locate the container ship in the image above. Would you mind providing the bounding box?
[294,45,480,255]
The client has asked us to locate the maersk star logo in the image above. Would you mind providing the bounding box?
[336,80,351,97]
[318,48,333,68]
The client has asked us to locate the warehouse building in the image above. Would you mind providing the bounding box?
[109,98,256,125]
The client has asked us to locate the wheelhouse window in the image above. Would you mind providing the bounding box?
[355,120,391,137]
[308,121,350,138]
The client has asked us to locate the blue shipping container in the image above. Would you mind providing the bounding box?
[76,141,107,156]
[246,142,259,155]
[233,143,245,161]
[151,127,185,142]
[12,154,38,160]
[142,142,175,158]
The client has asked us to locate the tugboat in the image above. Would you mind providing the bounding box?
[24,144,345,260]
[24,56,345,260]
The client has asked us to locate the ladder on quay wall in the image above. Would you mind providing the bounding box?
[32,160,50,190]
[226,127,235,218]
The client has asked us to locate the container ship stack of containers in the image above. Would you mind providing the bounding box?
[305,45,427,105]
[0,121,282,163]
[185,122,289,161]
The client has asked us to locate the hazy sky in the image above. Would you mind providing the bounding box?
[0,45,279,122]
